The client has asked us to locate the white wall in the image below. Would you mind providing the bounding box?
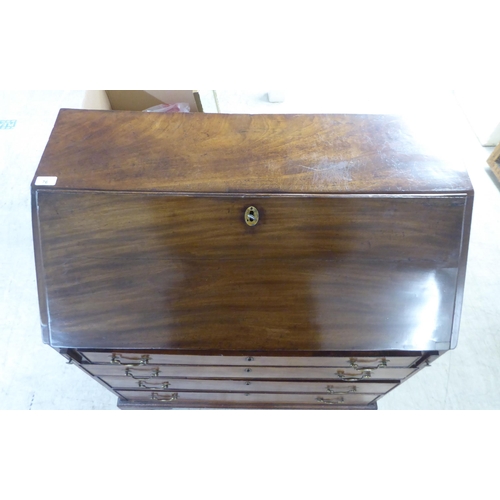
[454,90,500,146]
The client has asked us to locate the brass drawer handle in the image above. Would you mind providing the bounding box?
[138,380,170,390]
[337,370,372,381]
[317,397,345,405]
[111,354,150,366]
[151,392,178,402]
[326,385,357,394]
[349,358,387,370]
[125,367,160,380]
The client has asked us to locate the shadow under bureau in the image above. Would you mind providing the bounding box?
[31,109,473,410]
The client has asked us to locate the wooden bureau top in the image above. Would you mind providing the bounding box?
[33,109,472,195]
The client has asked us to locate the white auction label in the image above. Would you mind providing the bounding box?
[35,176,58,186]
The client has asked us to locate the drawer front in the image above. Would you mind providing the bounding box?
[100,375,398,394]
[84,363,416,381]
[82,351,421,368]
[116,390,379,407]
[40,191,464,352]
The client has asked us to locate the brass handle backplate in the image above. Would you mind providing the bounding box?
[111,354,150,366]
[151,392,178,402]
[125,367,160,380]
[336,370,372,382]
[326,385,357,394]
[139,380,170,390]
[317,397,345,405]
[349,357,388,370]
[245,206,259,226]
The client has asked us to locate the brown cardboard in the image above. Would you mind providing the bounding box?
[105,90,201,112]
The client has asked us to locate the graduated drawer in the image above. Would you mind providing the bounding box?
[81,351,421,368]
[116,390,379,407]
[100,375,398,394]
[84,363,417,381]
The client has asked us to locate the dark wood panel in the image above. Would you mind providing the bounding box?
[82,351,421,367]
[99,375,398,394]
[115,390,379,407]
[36,192,465,262]
[34,110,473,195]
[83,364,417,380]
[117,399,378,410]
[31,110,474,410]
[37,191,464,351]
[44,259,458,351]
[450,192,474,349]
[31,190,49,343]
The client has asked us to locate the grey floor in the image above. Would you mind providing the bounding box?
[1,90,499,410]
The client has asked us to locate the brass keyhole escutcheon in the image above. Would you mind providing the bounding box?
[245,206,259,226]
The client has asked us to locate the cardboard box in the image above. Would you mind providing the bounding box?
[105,90,202,112]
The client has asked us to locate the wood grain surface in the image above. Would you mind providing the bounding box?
[81,351,421,367]
[34,109,473,194]
[115,390,380,407]
[83,363,417,381]
[116,398,378,410]
[97,376,399,394]
[32,110,473,390]
[36,190,466,351]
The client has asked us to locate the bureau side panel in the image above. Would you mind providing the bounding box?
[450,191,474,349]
[31,188,49,343]
[37,191,466,351]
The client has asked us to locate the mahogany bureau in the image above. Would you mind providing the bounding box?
[31,109,473,410]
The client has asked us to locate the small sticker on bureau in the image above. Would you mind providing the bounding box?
[35,176,58,186]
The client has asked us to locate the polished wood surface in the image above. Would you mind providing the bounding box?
[115,390,379,407]
[37,192,464,262]
[98,376,398,394]
[36,190,466,351]
[117,398,378,410]
[35,109,472,194]
[82,351,421,367]
[32,110,474,409]
[83,363,417,381]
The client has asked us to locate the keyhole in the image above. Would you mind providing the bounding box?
[245,206,259,226]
